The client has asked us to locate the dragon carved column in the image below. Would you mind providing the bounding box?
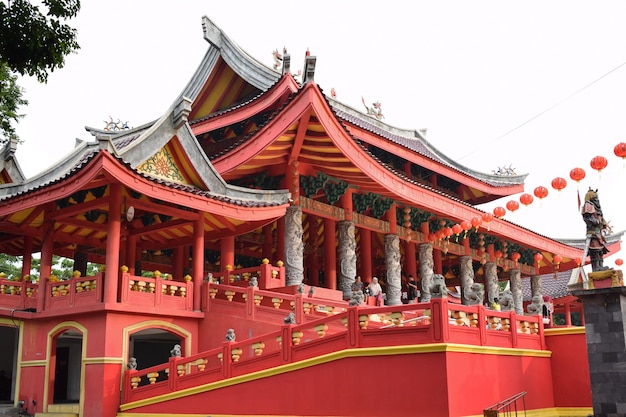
[530,275,543,312]
[509,269,523,314]
[459,255,480,305]
[484,262,499,305]
[284,205,304,286]
[385,234,402,306]
[418,243,434,302]
[337,220,357,299]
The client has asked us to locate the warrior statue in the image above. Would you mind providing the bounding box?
[581,188,612,272]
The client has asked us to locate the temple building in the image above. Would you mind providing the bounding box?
[0,16,621,417]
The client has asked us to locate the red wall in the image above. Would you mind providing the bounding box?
[545,329,592,407]
[130,350,557,417]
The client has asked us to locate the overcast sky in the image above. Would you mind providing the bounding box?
[13,1,626,262]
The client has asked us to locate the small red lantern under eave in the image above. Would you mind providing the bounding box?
[506,200,520,213]
[493,206,506,219]
[553,254,562,265]
[615,143,626,159]
[519,193,534,207]
[471,216,482,231]
[616,258,624,266]
[451,223,462,236]
[534,253,543,264]
[511,252,521,266]
[481,212,493,231]
[590,155,608,173]
[551,177,567,192]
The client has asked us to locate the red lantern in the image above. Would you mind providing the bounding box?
[494,250,503,259]
[533,186,548,200]
[534,253,543,263]
[590,155,608,172]
[569,167,586,183]
[551,177,567,192]
[443,227,453,238]
[451,223,462,236]
[435,230,445,241]
[460,220,471,231]
[481,212,493,223]
[519,193,534,207]
[511,252,521,265]
[553,254,562,265]
[493,206,506,219]
[616,258,624,266]
[471,216,482,231]
[614,143,626,159]
[505,200,519,213]
[575,257,582,266]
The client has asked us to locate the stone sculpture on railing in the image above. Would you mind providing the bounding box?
[127,357,137,370]
[526,295,543,315]
[225,329,236,342]
[499,289,514,311]
[431,274,448,298]
[464,283,484,305]
[349,290,365,306]
[284,312,296,324]
[249,276,258,287]
[170,344,181,357]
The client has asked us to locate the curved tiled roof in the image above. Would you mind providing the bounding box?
[330,99,527,188]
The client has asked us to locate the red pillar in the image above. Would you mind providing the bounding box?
[339,188,353,221]
[387,203,397,234]
[21,235,33,279]
[307,215,319,286]
[324,218,336,290]
[565,302,572,326]
[37,224,54,312]
[359,228,373,283]
[433,247,442,274]
[262,224,273,261]
[193,215,205,311]
[104,183,122,304]
[405,240,417,278]
[221,235,235,274]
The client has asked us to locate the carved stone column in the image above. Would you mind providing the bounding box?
[459,255,480,305]
[284,205,304,286]
[484,262,499,305]
[509,269,523,314]
[530,275,543,312]
[337,221,357,299]
[418,243,434,302]
[385,234,402,306]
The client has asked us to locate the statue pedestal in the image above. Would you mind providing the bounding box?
[588,269,623,289]
[571,285,626,416]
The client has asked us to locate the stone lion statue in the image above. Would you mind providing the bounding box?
[431,274,447,298]
[284,312,296,325]
[349,290,364,306]
[464,283,484,305]
[499,289,514,311]
[225,329,236,342]
[526,295,543,315]
[170,344,181,357]
[127,357,137,370]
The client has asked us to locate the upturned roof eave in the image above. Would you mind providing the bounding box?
[329,98,528,191]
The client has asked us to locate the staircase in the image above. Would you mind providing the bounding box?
[35,404,79,417]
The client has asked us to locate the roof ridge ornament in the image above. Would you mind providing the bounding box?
[361,97,384,120]
[172,96,192,129]
[302,49,316,83]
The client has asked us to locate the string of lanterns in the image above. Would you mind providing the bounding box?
[492,141,625,220]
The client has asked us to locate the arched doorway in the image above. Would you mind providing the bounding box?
[48,328,83,405]
[128,328,182,371]
[0,323,18,404]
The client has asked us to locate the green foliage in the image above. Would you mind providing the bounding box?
[0,0,81,82]
[0,0,81,144]
[0,62,27,145]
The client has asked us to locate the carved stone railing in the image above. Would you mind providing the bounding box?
[121,299,545,406]
[120,273,193,311]
[0,279,38,310]
[45,273,104,311]
[208,262,285,290]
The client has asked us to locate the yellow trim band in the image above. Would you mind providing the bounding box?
[545,327,586,336]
